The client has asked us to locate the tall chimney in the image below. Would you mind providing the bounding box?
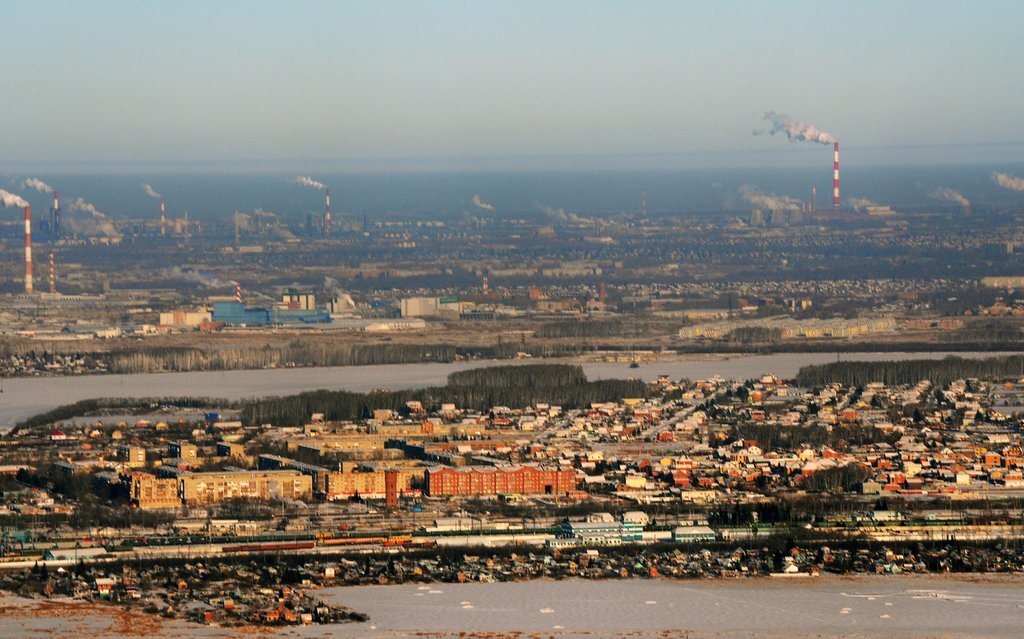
[24,206,33,294]
[324,188,332,235]
[833,142,840,209]
[811,186,816,212]
[160,199,167,238]
[235,283,243,304]
[52,190,60,238]
[49,250,56,294]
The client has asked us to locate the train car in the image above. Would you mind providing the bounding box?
[320,536,388,547]
[222,541,316,553]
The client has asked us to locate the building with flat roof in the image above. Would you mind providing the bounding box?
[425,464,576,497]
[179,469,312,505]
[122,471,180,509]
[116,445,146,469]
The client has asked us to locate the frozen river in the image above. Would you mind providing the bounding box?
[1,351,1017,430]
[317,576,1024,638]
[1,575,1022,638]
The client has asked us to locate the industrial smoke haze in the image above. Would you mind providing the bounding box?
[993,172,1024,192]
[757,111,835,145]
[472,195,495,211]
[848,196,878,211]
[162,267,230,289]
[930,187,970,208]
[739,185,801,211]
[142,183,161,199]
[0,189,29,208]
[295,176,327,190]
[536,202,584,223]
[67,197,106,218]
[65,197,119,237]
[23,178,54,193]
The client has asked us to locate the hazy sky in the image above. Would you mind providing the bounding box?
[2,1,1022,170]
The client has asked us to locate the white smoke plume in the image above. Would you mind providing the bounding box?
[0,189,29,208]
[757,111,836,145]
[930,187,970,208]
[536,202,585,224]
[142,183,161,199]
[295,176,327,190]
[23,178,54,193]
[472,195,495,211]
[993,172,1024,192]
[65,197,120,237]
[739,185,801,212]
[67,197,107,219]
[848,196,878,211]
[162,267,230,289]
[64,216,120,238]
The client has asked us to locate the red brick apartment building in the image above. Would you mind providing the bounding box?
[425,465,577,497]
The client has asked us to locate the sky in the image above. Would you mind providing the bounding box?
[1,1,1022,171]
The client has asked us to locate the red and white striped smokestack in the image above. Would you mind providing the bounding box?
[235,283,243,304]
[324,188,332,235]
[160,199,167,238]
[833,142,840,209]
[49,250,56,294]
[24,205,33,294]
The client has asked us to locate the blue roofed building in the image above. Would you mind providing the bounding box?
[211,301,330,327]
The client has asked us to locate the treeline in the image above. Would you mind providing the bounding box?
[106,342,462,373]
[536,320,627,339]
[724,326,783,344]
[447,364,586,388]
[802,464,872,492]
[242,364,649,425]
[12,396,228,434]
[796,355,1024,388]
[733,423,900,451]
[104,342,597,374]
[13,399,104,434]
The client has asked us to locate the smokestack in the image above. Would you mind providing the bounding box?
[24,206,33,294]
[49,250,56,294]
[52,191,60,238]
[482,276,489,295]
[833,142,840,209]
[235,283,243,304]
[160,199,166,238]
[812,186,816,212]
[641,189,647,216]
[324,188,331,235]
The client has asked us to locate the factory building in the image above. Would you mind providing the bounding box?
[158,308,212,329]
[281,289,316,310]
[400,296,464,318]
[425,464,577,497]
[211,301,330,326]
